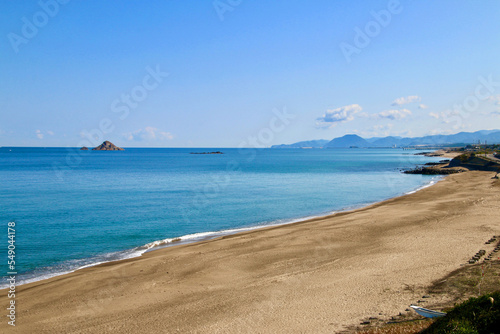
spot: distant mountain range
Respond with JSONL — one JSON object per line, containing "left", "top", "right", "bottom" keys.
{"left": 271, "top": 130, "right": 500, "bottom": 149}
{"left": 271, "top": 139, "right": 331, "bottom": 149}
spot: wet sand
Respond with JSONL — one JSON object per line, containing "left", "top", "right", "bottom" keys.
{"left": 1, "top": 171, "right": 499, "bottom": 333}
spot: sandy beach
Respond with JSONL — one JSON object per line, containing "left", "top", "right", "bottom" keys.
{"left": 2, "top": 171, "right": 499, "bottom": 333}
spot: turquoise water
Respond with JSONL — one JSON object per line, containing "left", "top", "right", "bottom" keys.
{"left": 0, "top": 147, "right": 441, "bottom": 287}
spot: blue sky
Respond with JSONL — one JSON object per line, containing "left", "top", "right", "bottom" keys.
{"left": 1, "top": 0, "right": 500, "bottom": 147}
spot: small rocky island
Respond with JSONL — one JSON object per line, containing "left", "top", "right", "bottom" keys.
{"left": 80, "top": 146, "right": 89, "bottom": 150}
{"left": 92, "top": 141, "right": 124, "bottom": 151}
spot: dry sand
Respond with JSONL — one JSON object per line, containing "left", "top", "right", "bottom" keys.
{"left": 2, "top": 171, "right": 499, "bottom": 333}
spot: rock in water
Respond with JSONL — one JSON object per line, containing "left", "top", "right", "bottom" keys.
{"left": 92, "top": 141, "right": 124, "bottom": 151}
{"left": 80, "top": 147, "right": 89, "bottom": 150}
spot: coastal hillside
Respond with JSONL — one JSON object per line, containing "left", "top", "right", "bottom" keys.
{"left": 272, "top": 129, "right": 500, "bottom": 148}
{"left": 405, "top": 148, "right": 500, "bottom": 175}
{"left": 324, "top": 134, "right": 369, "bottom": 148}
{"left": 271, "top": 139, "right": 329, "bottom": 149}
{"left": 449, "top": 153, "right": 500, "bottom": 172}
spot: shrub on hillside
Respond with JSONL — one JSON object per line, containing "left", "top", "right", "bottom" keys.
{"left": 454, "top": 154, "right": 471, "bottom": 163}
{"left": 421, "top": 291, "right": 500, "bottom": 334}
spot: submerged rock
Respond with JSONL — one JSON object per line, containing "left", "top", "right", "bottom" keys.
{"left": 190, "top": 151, "right": 223, "bottom": 154}
{"left": 403, "top": 167, "right": 464, "bottom": 175}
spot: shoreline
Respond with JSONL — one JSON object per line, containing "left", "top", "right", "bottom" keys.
{"left": 2, "top": 171, "right": 498, "bottom": 332}
{"left": 2, "top": 175, "right": 442, "bottom": 290}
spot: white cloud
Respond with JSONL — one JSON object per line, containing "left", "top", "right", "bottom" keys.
{"left": 354, "top": 124, "right": 417, "bottom": 138}
{"left": 125, "top": 127, "right": 174, "bottom": 141}
{"left": 397, "top": 129, "right": 414, "bottom": 137}
{"left": 453, "top": 123, "right": 467, "bottom": 131}
{"left": 429, "top": 112, "right": 440, "bottom": 119}
{"left": 418, "top": 104, "right": 428, "bottom": 109}
{"left": 391, "top": 95, "right": 421, "bottom": 106}
{"left": 35, "top": 129, "right": 55, "bottom": 139}
{"left": 488, "top": 95, "right": 500, "bottom": 105}
{"left": 427, "top": 128, "right": 453, "bottom": 135}
{"left": 316, "top": 104, "right": 362, "bottom": 128}
{"left": 436, "top": 109, "right": 467, "bottom": 124}
{"left": 362, "top": 124, "right": 394, "bottom": 137}
{"left": 373, "top": 124, "right": 394, "bottom": 132}
{"left": 375, "top": 109, "right": 412, "bottom": 120}
{"left": 488, "top": 96, "right": 500, "bottom": 115}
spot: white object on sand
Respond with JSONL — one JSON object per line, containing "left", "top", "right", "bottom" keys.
{"left": 410, "top": 305, "right": 447, "bottom": 318}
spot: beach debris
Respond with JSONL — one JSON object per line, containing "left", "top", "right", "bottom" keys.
{"left": 482, "top": 236, "right": 500, "bottom": 262}
{"left": 469, "top": 249, "right": 487, "bottom": 264}
{"left": 190, "top": 151, "right": 224, "bottom": 154}
{"left": 485, "top": 236, "right": 497, "bottom": 244}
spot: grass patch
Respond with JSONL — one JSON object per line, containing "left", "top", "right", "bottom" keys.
{"left": 355, "top": 261, "right": 500, "bottom": 333}
{"left": 421, "top": 291, "right": 500, "bottom": 334}
{"left": 356, "top": 320, "right": 432, "bottom": 334}
{"left": 429, "top": 261, "right": 500, "bottom": 302}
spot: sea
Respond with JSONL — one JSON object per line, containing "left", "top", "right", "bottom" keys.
{"left": 0, "top": 147, "right": 443, "bottom": 288}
